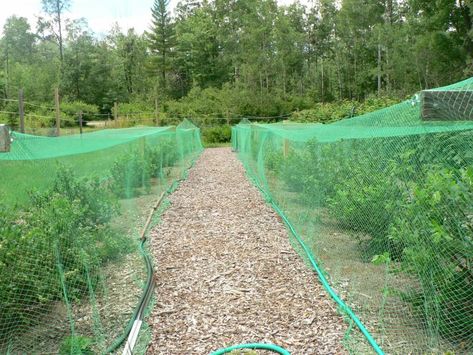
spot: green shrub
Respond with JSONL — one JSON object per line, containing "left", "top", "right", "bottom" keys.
{"left": 110, "top": 151, "right": 151, "bottom": 198}
{"left": 328, "top": 167, "right": 404, "bottom": 258}
{"left": 261, "top": 127, "right": 473, "bottom": 346}
{"left": 59, "top": 335, "right": 94, "bottom": 355}
{"left": 146, "top": 138, "right": 179, "bottom": 177}
{"left": 202, "top": 125, "right": 231, "bottom": 144}
{"left": 0, "top": 165, "right": 124, "bottom": 335}
{"left": 388, "top": 167, "right": 473, "bottom": 344}
{"left": 290, "top": 97, "right": 400, "bottom": 124}
{"left": 118, "top": 101, "right": 153, "bottom": 115}
{"left": 277, "top": 140, "right": 367, "bottom": 207}
{"left": 110, "top": 138, "right": 180, "bottom": 197}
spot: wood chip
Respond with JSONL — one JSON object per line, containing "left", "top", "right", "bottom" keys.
{"left": 147, "top": 148, "right": 347, "bottom": 354}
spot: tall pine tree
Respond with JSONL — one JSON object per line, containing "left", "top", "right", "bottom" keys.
{"left": 146, "top": 0, "right": 175, "bottom": 95}
{"left": 39, "top": 0, "right": 72, "bottom": 65}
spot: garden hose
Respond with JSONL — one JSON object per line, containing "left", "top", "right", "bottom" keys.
{"left": 108, "top": 147, "right": 384, "bottom": 355}
{"left": 210, "top": 343, "right": 290, "bottom": 355}
{"left": 104, "top": 211, "right": 157, "bottom": 355}
{"left": 105, "top": 153, "right": 203, "bottom": 355}
{"left": 243, "top": 162, "right": 385, "bottom": 355}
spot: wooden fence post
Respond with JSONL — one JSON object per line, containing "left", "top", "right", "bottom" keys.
{"left": 155, "top": 97, "right": 159, "bottom": 126}
{"left": 55, "top": 88, "right": 60, "bottom": 136}
{"left": 283, "top": 139, "right": 289, "bottom": 158}
{"left": 0, "top": 124, "right": 11, "bottom": 152}
{"left": 18, "top": 89, "right": 25, "bottom": 133}
{"left": 114, "top": 102, "right": 118, "bottom": 121}
{"left": 79, "top": 111, "right": 83, "bottom": 135}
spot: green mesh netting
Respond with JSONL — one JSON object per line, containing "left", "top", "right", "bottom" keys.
{"left": 0, "top": 121, "right": 202, "bottom": 354}
{"left": 232, "top": 78, "right": 473, "bottom": 354}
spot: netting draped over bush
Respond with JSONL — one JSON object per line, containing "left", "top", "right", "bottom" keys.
{"left": 232, "top": 78, "right": 473, "bottom": 354}
{"left": 0, "top": 122, "right": 202, "bottom": 354}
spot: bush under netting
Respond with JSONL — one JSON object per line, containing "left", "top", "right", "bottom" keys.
{"left": 232, "top": 78, "right": 473, "bottom": 354}
{"left": 0, "top": 122, "right": 202, "bottom": 354}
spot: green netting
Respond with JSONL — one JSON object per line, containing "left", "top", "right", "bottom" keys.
{"left": 232, "top": 78, "right": 473, "bottom": 354}
{"left": 0, "top": 121, "right": 202, "bottom": 354}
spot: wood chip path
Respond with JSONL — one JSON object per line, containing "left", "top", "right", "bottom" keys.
{"left": 147, "top": 148, "right": 347, "bottom": 354}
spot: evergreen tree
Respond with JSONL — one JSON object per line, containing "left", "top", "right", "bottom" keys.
{"left": 146, "top": 0, "right": 175, "bottom": 95}
{"left": 39, "top": 0, "right": 72, "bottom": 64}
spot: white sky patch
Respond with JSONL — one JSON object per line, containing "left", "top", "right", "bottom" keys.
{"left": 0, "top": 0, "right": 311, "bottom": 36}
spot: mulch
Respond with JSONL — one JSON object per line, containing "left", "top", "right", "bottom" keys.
{"left": 146, "top": 148, "right": 347, "bottom": 354}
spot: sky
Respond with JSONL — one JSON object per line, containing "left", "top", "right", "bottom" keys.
{"left": 0, "top": 0, "right": 311, "bottom": 36}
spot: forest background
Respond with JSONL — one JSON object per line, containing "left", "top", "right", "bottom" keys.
{"left": 1, "top": 0, "right": 472, "bottom": 142}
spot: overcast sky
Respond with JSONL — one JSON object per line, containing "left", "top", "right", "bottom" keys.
{"left": 0, "top": 0, "right": 311, "bottom": 36}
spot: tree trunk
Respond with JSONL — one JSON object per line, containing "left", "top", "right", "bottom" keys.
{"left": 57, "top": 0, "right": 64, "bottom": 64}
{"left": 335, "top": 51, "right": 343, "bottom": 99}
{"left": 377, "top": 43, "right": 382, "bottom": 96}
{"left": 282, "top": 66, "right": 286, "bottom": 97}
{"left": 459, "top": 0, "right": 473, "bottom": 57}
{"left": 259, "top": 72, "right": 263, "bottom": 105}
{"left": 321, "top": 57, "right": 325, "bottom": 102}
{"left": 4, "top": 49, "right": 9, "bottom": 98}
{"left": 386, "top": 0, "right": 393, "bottom": 25}
{"left": 353, "top": 48, "right": 357, "bottom": 100}
{"left": 266, "top": 71, "right": 269, "bottom": 92}
{"left": 162, "top": 50, "right": 167, "bottom": 92}
{"left": 384, "top": 0, "right": 393, "bottom": 93}
{"left": 386, "top": 46, "right": 391, "bottom": 93}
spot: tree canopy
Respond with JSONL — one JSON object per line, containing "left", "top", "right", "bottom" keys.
{"left": 1, "top": 0, "right": 472, "bottom": 117}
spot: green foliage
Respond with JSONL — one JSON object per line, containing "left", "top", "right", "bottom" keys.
{"left": 147, "top": 140, "right": 179, "bottom": 176}
{"left": 290, "top": 97, "right": 401, "bottom": 124}
{"left": 328, "top": 167, "right": 403, "bottom": 258}
{"left": 1, "top": 0, "right": 472, "bottom": 123}
{"left": 110, "top": 138, "right": 179, "bottom": 198}
{"left": 146, "top": 0, "right": 175, "bottom": 93}
{"left": 61, "top": 101, "right": 98, "bottom": 121}
{"left": 117, "top": 102, "right": 153, "bottom": 115}
{"left": 0, "top": 100, "right": 18, "bottom": 127}
{"left": 0, "top": 165, "right": 125, "bottom": 336}
{"left": 110, "top": 150, "right": 151, "bottom": 198}
{"left": 59, "top": 335, "right": 94, "bottom": 355}
{"left": 389, "top": 167, "right": 473, "bottom": 343}
{"left": 283, "top": 134, "right": 473, "bottom": 344}
{"left": 164, "top": 85, "right": 310, "bottom": 119}
{"left": 202, "top": 125, "right": 231, "bottom": 144}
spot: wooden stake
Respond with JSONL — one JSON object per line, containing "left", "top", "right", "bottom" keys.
{"left": 114, "top": 101, "right": 118, "bottom": 121}
{"left": 155, "top": 97, "right": 159, "bottom": 126}
{"left": 283, "top": 139, "right": 289, "bottom": 158}
{"left": 55, "top": 88, "right": 60, "bottom": 136}
{"left": 18, "top": 89, "right": 25, "bottom": 133}
{"left": 79, "top": 111, "right": 83, "bottom": 135}
{"left": 0, "top": 124, "right": 11, "bottom": 152}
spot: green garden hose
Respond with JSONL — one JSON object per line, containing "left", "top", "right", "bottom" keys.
{"left": 104, "top": 153, "right": 202, "bottom": 354}
{"left": 210, "top": 343, "right": 290, "bottom": 355}
{"left": 108, "top": 146, "right": 384, "bottom": 355}
{"left": 243, "top": 163, "right": 385, "bottom": 355}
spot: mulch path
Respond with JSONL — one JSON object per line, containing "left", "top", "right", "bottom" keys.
{"left": 147, "top": 148, "right": 347, "bottom": 354}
